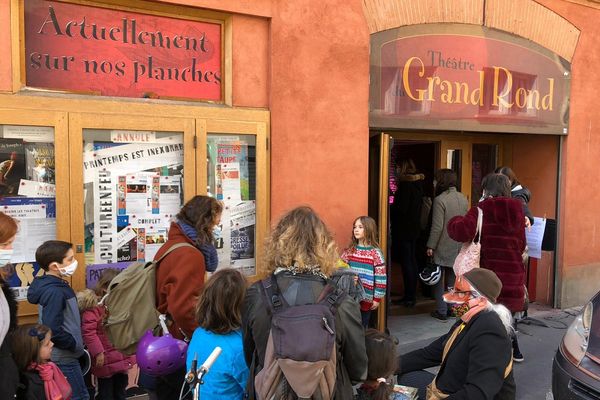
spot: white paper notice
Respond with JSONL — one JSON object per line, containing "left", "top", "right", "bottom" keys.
{"left": 12, "top": 219, "right": 56, "bottom": 263}
{"left": 144, "top": 227, "right": 168, "bottom": 261}
{"left": 525, "top": 217, "right": 547, "bottom": 259}
{"left": 111, "top": 131, "right": 156, "bottom": 143}
{"left": 159, "top": 175, "right": 182, "bottom": 216}
{"left": 1, "top": 204, "right": 46, "bottom": 219}
{"left": 215, "top": 204, "right": 231, "bottom": 270}
{"left": 124, "top": 174, "right": 153, "bottom": 215}
{"left": 18, "top": 179, "right": 56, "bottom": 197}
{"left": 229, "top": 201, "right": 256, "bottom": 276}
{"left": 216, "top": 163, "right": 241, "bottom": 201}
{"left": 94, "top": 170, "right": 118, "bottom": 264}
{"left": 83, "top": 141, "right": 183, "bottom": 184}
{"left": 129, "top": 215, "right": 170, "bottom": 229}
{"left": 117, "top": 226, "right": 137, "bottom": 248}
{"left": 2, "top": 125, "right": 54, "bottom": 143}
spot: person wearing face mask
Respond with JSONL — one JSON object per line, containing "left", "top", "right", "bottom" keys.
{"left": 152, "top": 195, "right": 223, "bottom": 400}
{"left": 27, "top": 240, "right": 89, "bottom": 400}
{"left": 396, "top": 268, "right": 516, "bottom": 399}
{"left": 0, "top": 212, "right": 20, "bottom": 399}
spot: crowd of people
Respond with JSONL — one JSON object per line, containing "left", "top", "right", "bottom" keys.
{"left": 0, "top": 165, "right": 534, "bottom": 400}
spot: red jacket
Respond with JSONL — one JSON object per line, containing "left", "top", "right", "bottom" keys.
{"left": 154, "top": 222, "right": 206, "bottom": 340}
{"left": 81, "top": 306, "right": 135, "bottom": 378}
{"left": 448, "top": 197, "right": 526, "bottom": 312}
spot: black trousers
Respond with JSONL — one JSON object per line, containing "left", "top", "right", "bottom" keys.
{"left": 98, "top": 372, "right": 129, "bottom": 400}
{"left": 156, "top": 366, "right": 191, "bottom": 400}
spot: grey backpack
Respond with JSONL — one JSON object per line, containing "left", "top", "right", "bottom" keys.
{"left": 255, "top": 274, "right": 345, "bottom": 400}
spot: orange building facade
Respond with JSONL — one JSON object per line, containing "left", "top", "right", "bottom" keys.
{"left": 0, "top": 0, "right": 598, "bottom": 324}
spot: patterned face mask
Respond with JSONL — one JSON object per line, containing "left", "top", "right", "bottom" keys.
{"left": 449, "top": 302, "right": 471, "bottom": 318}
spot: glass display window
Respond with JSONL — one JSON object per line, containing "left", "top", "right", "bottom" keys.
{"left": 0, "top": 124, "right": 56, "bottom": 301}
{"left": 207, "top": 134, "right": 257, "bottom": 276}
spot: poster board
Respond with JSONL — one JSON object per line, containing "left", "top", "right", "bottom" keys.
{"left": 84, "top": 130, "right": 184, "bottom": 271}
{"left": 0, "top": 128, "right": 57, "bottom": 301}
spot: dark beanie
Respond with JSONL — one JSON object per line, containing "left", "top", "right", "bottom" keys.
{"left": 463, "top": 268, "right": 502, "bottom": 303}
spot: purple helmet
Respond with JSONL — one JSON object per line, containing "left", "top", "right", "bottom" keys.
{"left": 136, "top": 330, "right": 188, "bottom": 376}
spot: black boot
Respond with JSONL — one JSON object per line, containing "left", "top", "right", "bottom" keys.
{"left": 512, "top": 335, "right": 524, "bottom": 362}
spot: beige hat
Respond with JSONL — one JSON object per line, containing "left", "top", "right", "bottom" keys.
{"left": 463, "top": 268, "right": 502, "bottom": 303}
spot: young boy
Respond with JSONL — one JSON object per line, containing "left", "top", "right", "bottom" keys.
{"left": 27, "top": 240, "right": 90, "bottom": 400}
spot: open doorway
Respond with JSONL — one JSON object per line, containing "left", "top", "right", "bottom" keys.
{"left": 369, "top": 131, "right": 560, "bottom": 330}
{"left": 387, "top": 140, "right": 437, "bottom": 316}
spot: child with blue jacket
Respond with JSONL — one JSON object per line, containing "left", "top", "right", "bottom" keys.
{"left": 27, "top": 240, "right": 89, "bottom": 400}
{"left": 186, "top": 268, "right": 249, "bottom": 400}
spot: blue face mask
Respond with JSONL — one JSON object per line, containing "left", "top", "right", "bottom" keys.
{"left": 0, "top": 249, "right": 13, "bottom": 266}
{"left": 212, "top": 225, "right": 222, "bottom": 240}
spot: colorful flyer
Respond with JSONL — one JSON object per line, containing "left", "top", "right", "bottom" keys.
{"left": 24, "top": 142, "right": 55, "bottom": 183}
{"left": 137, "top": 228, "right": 146, "bottom": 261}
{"left": 151, "top": 176, "right": 160, "bottom": 214}
{"left": 0, "top": 138, "right": 26, "bottom": 196}
{"left": 117, "top": 176, "right": 127, "bottom": 215}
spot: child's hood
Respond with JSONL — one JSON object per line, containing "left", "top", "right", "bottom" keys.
{"left": 27, "top": 274, "right": 70, "bottom": 305}
{"left": 76, "top": 289, "right": 99, "bottom": 312}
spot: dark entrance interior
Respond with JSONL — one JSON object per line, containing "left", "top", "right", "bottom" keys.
{"left": 388, "top": 141, "right": 437, "bottom": 315}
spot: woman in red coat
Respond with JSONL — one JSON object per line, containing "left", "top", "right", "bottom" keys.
{"left": 153, "top": 195, "right": 223, "bottom": 399}
{"left": 448, "top": 173, "right": 526, "bottom": 362}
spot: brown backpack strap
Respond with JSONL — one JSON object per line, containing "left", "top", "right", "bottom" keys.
{"left": 154, "top": 242, "right": 196, "bottom": 264}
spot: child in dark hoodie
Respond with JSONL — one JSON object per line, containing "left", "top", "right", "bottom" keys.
{"left": 27, "top": 240, "right": 89, "bottom": 400}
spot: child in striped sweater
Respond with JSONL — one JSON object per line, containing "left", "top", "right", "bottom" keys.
{"left": 341, "top": 216, "right": 387, "bottom": 328}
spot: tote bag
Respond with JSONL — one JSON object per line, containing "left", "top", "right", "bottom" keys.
{"left": 453, "top": 207, "right": 483, "bottom": 277}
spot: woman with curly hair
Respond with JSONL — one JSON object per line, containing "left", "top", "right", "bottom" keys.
{"left": 242, "top": 206, "right": 368, "bottom": 399}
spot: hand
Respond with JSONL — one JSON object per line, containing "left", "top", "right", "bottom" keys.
{"left": 370, "top": 302, "right": 380, "bottom": 310}
{"left": 525, "top": 216, "right": 531, "bottom": 231}
{"left": 96, "top": 353, "right": 105, "bottom": 367}
{"left": 426, "top": 248, "right": 433, "bottom": 257}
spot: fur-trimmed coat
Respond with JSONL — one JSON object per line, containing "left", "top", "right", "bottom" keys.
{"left": 77, "top": 289, "right": 135, "bottom": 378}
{"left": 448, "top": 198, "right": 526, "bottom": 312}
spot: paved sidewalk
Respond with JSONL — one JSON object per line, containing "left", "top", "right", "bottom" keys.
{"left": 388, "top": 302, "right": 580, "bottom": 399}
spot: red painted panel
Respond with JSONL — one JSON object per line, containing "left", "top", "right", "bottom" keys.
{"left": 372, "top": 31, "right": 570, "bottom": 134}
{"left": 24, "top": 0, "right": 222, "bottom": 101}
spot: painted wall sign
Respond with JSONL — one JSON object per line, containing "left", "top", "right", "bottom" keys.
{"left": 24, "top": 0, "right": 222, "bottom": 101}
{"left": 370, "top": 26, "right": 571, "bottom": 134}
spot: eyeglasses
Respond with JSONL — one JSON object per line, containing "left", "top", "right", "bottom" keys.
{"left": 28, "top": 328, "right": 46, "bottom": 342}
{"left": 446, "top": 288, "right": 482, "bottom": 300}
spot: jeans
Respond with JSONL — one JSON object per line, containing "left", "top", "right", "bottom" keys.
{"left": 57, "top": 360, "right": 90, "bottom": 400}
{"left": 397, "top": 370, "right": 435, "bottom": 400}
{"left": 361, "top": 310, "right": 372, "bottom": 328}
{"left": 433, "top": 266, "right": 455, "bottom": 315}
{"left": 399, "top": 239, "right": 418, "bottom": 301}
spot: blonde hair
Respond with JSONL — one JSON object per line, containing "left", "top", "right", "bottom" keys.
{"left": 77, "top": 289, "right": 98, "bottom": 312}
{"left": 264, "top": 206, "right": 338, "bottom": 276}
{"left": 349, "top": 216, "right": 380, "bottom": 249}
